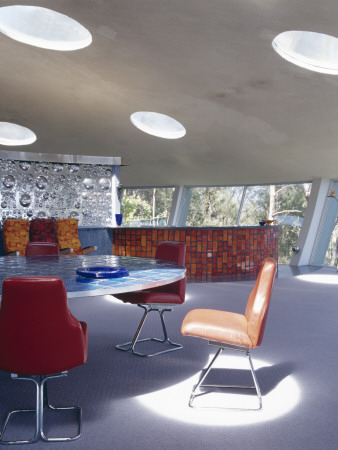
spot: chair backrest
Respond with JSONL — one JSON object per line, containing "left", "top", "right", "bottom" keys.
{"left": 55, "top": 218, "right": 82, "bottom": 255}
{"left": 155, "top": 241, "right": 186, "bottom": 301}
{"left": 26, "top": 242, "right": 60, "bottom": 256}
{"left": 3, "top": 219, "right": 29, "bottom": 256}
{"left": 0, "top": 276, "right": 87, "bottom": 375}
{"left": 245, "top": 257, "right": 277, "bottom": 348}
{"left": 29, "top": 218, "right": 56, "bottom": 243}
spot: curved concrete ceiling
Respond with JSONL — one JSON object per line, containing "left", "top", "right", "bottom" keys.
{"left": 1, "top": 0, "right": 338, "bottom": 187}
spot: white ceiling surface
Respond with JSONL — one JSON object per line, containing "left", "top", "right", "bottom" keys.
{"left": 1, "top": 0, "right": 338, "bottom": 187}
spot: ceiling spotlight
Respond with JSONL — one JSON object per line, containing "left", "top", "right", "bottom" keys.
{"left": 0, "top": 5, "right": 92, "bottom": 51}
{"left": 272, "top": 31, "right": 338, "bottom": 74}
{"left": 0, "top": 122, "right": 36, "bottom": 146}
{"left": 130, "top": 112, "right": 186, "bottom": 139}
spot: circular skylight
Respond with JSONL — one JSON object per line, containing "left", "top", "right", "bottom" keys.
{"left": 0, "top": 122, "right": 36, "bottom": 146}
{"left": 0, "top": 6, "right": 92, "bottom": 51}
{"left": 130, "top": 112, "right": 186, "bottom": 139}
{"left": 272, "top": 31, "right": 338, "bottom": 74}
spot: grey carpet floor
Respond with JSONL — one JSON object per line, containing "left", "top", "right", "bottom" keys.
{"left": 0, "top": 266, "right": 337, "bottom": 449}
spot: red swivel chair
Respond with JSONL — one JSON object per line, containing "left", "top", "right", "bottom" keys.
{"left": 114, "top": 241, "right": 186, "bottom": 357}
{"left": 0, "top": 277, "right": 88, "bottom": 444}
{"left": 29, "top": 218, "right": 72, "bottom": 255}
{"left": 25, "top": 242, "right": 60, "bottom": 256}
{"left": 181, "top": 258, "right": 277, "bottom": 410}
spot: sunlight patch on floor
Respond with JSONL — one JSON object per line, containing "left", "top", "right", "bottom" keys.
{"left": 296, "top": 273, "right": 338, "bottom": 285}
{"left": 135, "top": 354, "right": 300, "bottom": 426}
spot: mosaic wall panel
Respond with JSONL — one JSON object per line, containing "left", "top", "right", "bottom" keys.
{"left": 113, "top": 226, "right": 279, "bottom": 280}
{"left": 0, "top": 159, "right": 116, "bottom": 226}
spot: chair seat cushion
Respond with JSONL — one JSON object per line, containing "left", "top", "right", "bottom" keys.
{"left": 115, "top": 290, "right": 184, "bottom": 305}
{"left": 181, "top": 308, "right": 253, "bottom": 348}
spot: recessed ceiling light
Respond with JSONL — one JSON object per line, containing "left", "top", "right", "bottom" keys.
{"left": 0, "top": 122, "right": 36, "bottom": 146}
{"left": 272, "top": 31, "right": 338, "bottom": 74}
{"left": 0, "top": 5, "right": 92, "bottom": 51}
{"left": 130, "top": 112, "right": 186, "bottom": 139}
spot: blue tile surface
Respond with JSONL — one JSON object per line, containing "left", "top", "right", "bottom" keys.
{"left": 0, "top": 255, "right": 186, "bottom": 298}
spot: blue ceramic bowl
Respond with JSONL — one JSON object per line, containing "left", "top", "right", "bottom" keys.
{"left": 259, "top": 221, "right": 266, "bottom": 226}
{"left": 76, "top": 266, "right": 129, "bottom": 279}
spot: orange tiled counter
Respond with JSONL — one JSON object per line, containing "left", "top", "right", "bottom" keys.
{"left": 113, "top": 226, "right": 278, "bottom": 280}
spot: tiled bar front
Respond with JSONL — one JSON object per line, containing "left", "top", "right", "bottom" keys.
{"left": 113, "top": 226, "right": 278, "bottom": 280}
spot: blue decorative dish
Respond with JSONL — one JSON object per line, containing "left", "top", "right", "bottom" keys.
{"left": 76, "top": 266, "right": 129, "bottom": 279}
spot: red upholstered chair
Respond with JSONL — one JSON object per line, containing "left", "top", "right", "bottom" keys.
{"left": 2, "top": 219, "right": 29, "bottom": 256}
{"left": 114, "top": 241, "right": 186, "bottom": 357}
{"left": 181, "top": 257, "right": 277, "bottom": 410}
{"left": 0, "top": 277, "right": 88, "bottom": 444}
{"left": 55, "top": 218, "right": 97, "bottom": 255}
{"left": 25, "top": 242, "right": 60, "bottom": 256}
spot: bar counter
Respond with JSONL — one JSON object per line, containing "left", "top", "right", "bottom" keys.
{"left": 113, "top": 226, "right": 278, "bottom": 280}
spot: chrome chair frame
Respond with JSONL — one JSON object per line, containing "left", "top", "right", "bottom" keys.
{"left": 0, "top": 372, "right": 82, "bottom": 445}
{"left": 189, "top": 340, "right": 262, "bottom": 411}
{"left": 116, "top": 303, "right": 183, "bottom": 357}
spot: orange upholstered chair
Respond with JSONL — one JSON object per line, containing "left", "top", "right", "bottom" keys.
{"left": 55, "top": 218, "right": 97, "bottom": 255}
{"left": 2, "top": 219, "right": 29, "bottom": 256}
{"left": 181, "top": 257, "right": 277, "bottom": 410}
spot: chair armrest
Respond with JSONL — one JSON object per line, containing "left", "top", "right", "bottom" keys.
{"left": 82, "top": 246, "right": 97, "bottom": 255}
{"left": 60, "top": 248, "right": 73, "bottom": 255}
{"left": 5, "top": 251, "right": 20, "bottom": 256}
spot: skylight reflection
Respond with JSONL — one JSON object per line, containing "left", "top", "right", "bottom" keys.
{"left": 0, "top": 6, "right": 92, "bottom": 51}
{"left": 272, "top": 31, "right": 338, "bottom": 74}
{"left": 0, "top": 122, "right": 36, "bottom": 146}
{"left": 130, "top": 112, "right": 186, "bottom": 139}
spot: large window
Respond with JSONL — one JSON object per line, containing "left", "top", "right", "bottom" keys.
{"left": 187, "top": 183, "right": 311, "bottom": 264}
{"left": 122, "top": 187, "right": 174, "bottom": 227}
{"left": 121, "top": 183, "right": 311, "bottom": 264}
{"left": 186, "top": 186, "right": 244, "bottom": 226}
{"left": 324, "top": 222, "right": 338, "bottom": 266}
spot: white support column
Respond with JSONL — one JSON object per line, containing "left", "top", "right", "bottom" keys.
{"left": 112, "top": 165, "right": 121, "bottom": 226}
{"left": 167, "top": 186, "right": 192, "bottom": 227}
{"left": 290, "top": 178, "right": 331, "bottom": 266}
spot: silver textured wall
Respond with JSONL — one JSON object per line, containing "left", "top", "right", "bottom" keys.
{"left": 0, "top": 158, "right": 118, "bottom": 226}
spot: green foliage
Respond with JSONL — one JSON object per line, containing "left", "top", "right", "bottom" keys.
{"left": 122, "top": 193, "right": 151, "bottom": 222}
{"left": 187, "top": 187, "right": 244, "bottom": 226}
{"left": 122, "top": 188, "right": 174, "bottom": 225}
{"left": 239, "top": 186, "right": 270, "bottom": 225}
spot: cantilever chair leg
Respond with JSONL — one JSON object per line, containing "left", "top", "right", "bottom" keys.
{"left": 116, "top": 304, "right": 183, "bottom": 357}
{"left": 189, "top": 341, "right": 262, "bottom": 411}
{"left": 0, "top": 372, "right": 82, "bottom": 444}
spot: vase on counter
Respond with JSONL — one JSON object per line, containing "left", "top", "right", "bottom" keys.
{"left": 115, "top": 214, "right": 123, "bottom": 226}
